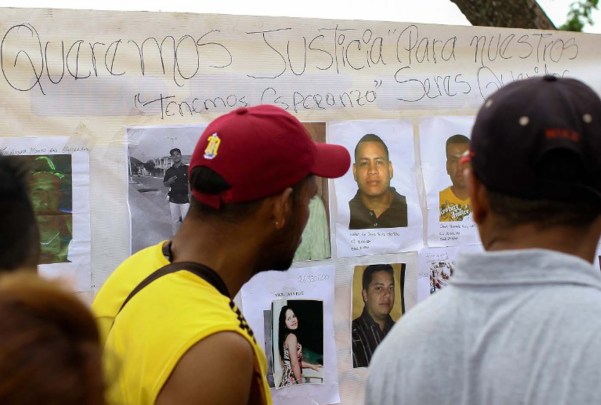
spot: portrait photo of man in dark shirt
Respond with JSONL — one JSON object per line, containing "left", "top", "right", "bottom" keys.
{"left": 348, "top": 134, "right": 407, "bottom": 229}
{"left": 439, "top": 134, "right": 471, "bottom": 222}
{"left": 352, "top": 263, "right": 401, "bottom": 368}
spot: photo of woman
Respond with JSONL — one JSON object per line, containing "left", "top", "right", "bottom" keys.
{"left": 275, "top": 302, "right": 323, "bottom": 388}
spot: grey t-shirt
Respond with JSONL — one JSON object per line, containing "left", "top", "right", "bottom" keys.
{"left": 366, "top": 249, "right": 601, "bottom": 405}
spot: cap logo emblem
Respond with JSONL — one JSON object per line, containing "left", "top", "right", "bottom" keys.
{"left": 204, "top": 133, "right": 221, "bottom": 159}
{"left": 545, "top": 128, "right": 580, "bottom": 143}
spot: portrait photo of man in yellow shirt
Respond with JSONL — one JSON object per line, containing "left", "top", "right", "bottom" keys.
{"left": 439, "top": 134, "right": 471, "bottom": 222}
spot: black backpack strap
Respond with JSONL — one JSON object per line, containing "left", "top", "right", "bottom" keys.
{"left": 118, "top": 261, "right": 230, "bottom": 313}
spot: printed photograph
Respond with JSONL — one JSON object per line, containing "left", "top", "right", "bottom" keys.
{"left": 15, "top": 154, "right": 73, "bottom": 264}
{"left": 429, "top": 259, "right": 455, "bottom": 293}
{"left": 439, "top": 134, "right": 471, "bottom": 222}
{"left": 272, "top": 299, "right": 324, "bottom": 388}
{"left": 294, "top": 122, "right": 332, "bottom": 262}
{"left": 351, "top": 263, "right": 406, "bottom": 368}
{"left": 348, "top": 134, "right": 408, "bottom": 230}
{"left": 127, "top": 125, "right": 205, "bottom": 253}
{"left": 263, "top": 310, "right": 276, "bottom": 388}
{"left": 329, "top": 119, "right": 422, "bottom": 258}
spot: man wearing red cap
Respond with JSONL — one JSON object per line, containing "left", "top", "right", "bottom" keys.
{"left": 367, "top": 76, "right": 601, "bottom": 405}
{"left": 93, "top": 105, "right": 350, "bottom": 405}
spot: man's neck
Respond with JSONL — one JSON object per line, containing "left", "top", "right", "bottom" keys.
{"left": 367, "top": 311, "right": 388, "bottom": 332}
{"left": 481, "top": 220, "right": 601, "bottom": 264}
{"left": 169, "top": 219, "right": 266, "bottom": 297}
{"left": 450, "top": 185, "right": 469, "bottom": 200}
{"left": 173, "top": 162, "right": 182, "bottom": 168}
{"left": 359, "top": 190, "right": 393, "bottom": 218}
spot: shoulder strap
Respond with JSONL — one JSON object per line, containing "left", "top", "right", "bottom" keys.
{"left": 118, "top": 261, "right": 230, "bottom": 313}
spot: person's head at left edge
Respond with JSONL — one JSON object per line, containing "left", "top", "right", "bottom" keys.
{"left": 0, "top": 155, "right": 40, "bottom": 273}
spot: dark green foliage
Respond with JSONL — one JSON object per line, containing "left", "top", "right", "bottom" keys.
{"left": 560, "top": 0, "right": 599, "bottom": 31}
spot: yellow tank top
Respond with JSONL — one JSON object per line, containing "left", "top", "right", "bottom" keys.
{"left": 92, "top": 242, "right": 271, "bottom": 404}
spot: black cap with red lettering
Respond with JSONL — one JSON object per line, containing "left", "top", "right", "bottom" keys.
{"left": 470, "top": 75, "right": 601, "bottom": 204}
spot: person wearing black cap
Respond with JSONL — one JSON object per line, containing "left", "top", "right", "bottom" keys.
{"left": 163, "top": 147, "right": 189, "bottom": 235}
{"left": 366, "top": 75, "right": 601, "bottom": 405}
{"left": 93, "top": 105, "right": 350, "bottom": 405}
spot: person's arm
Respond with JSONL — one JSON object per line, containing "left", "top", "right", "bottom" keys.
{"left": 163, "top": 168, "right": 176, "bottom": 187}
{"left": 301, "top": 360, "right": 322, "bottom": 371}
{"left": 285, "top": 333, "right": 303, "bottom": 384}
{"left": 297, "top": 341, "right": 322, "bottom": 371}
{"left": 156, "top": 331, "right": 254, "bottom": 405}
{"left": 163, "top": 176, "right": 177, "bottom": 187}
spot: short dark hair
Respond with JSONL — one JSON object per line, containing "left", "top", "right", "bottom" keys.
{"left": 445, "top": 134, "right": 470, "bottom": 158}
{"left": 169, "top": 148, "right": 181, "bottom": 156}
{"left": 362, "top": 264, "right": 394, "bottom": 291}
{"left": 354, "top": 134, "right": 389, "bottom": 161}
{"left": 488, "top": 190, "right": 599, "bottom": 229}
{"left": 0, "top": 273, "right": 104, "bottom": 404}
{"left": 0, "top": 156, "right": 40, "bottom": 272}
{"left": 188, "top": 166, "right": 310, "bottom": 222}
{"left": 484, "top": 147, "right": 601, "bottom": 229}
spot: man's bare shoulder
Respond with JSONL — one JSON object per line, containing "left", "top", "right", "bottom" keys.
{"left": 156, "top": 331, "right": 254, "bottom": 405}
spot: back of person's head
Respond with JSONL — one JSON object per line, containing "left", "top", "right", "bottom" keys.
{"left": 354, "top": 133, "right": 389, "bottom": 161}
{"left": 186, "top": 105, "right": 350, "bottom": 218}
{"left": 0, "top": 155, "right": 40, "bottom": 272}
{"left": 470, "top": 75, "right": 601, "bottom": 229}
{"left": 445, "top": 134, "right": 470, "bottom": 157}
{"left": 0, "top": 273, "right": 105, "bottom": 404}
{"left": 362, "top": 264, "right": 394, "bottom": 291}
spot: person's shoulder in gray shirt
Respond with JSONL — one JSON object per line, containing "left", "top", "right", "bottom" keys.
{"left": 366, "top": 75, "right": 601, "bottom": 405}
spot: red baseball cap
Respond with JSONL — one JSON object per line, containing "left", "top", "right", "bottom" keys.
{"left": 189, "top": 105, "right": 351, "bottom": 208}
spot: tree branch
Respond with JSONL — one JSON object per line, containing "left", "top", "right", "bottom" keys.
{"left": 450, "top": 0, "right": 556, "bottom": 29}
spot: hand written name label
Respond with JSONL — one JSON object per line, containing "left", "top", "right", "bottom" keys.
{"left": 349, "top": 230, "right": 401, "bottom": 251}
{"left": 274, "top": 291, "right": 305, "bottom": 298}
{"left": 297, "top": 274, "right": 330, "bottom": 284}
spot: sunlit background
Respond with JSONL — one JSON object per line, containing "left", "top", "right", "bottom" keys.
{"left": 0, "top": 0, "right": 599, "bottom": 33}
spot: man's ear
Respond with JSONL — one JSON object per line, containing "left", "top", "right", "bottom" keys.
{"left": 388, "top": 161, "right": 393, "bottom": 179}
{"left": 271, "top": 187, "right": 293, "bottom": 230}
{"left": 466, "top": 168, "right": 489, "bottom": 225}
{"left": 362, "top": 288, "right": 368, "bottom": 304}
{"left": 352, "top": 163, "right": 358, "bottom": 181}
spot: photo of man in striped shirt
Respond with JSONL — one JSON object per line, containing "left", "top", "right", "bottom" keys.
{"left": 351, "top": 264, "right": 396, "bottom": 368}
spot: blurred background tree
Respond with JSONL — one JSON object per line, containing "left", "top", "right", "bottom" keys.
{"left": 560, "top": 0, "right": 599, "bottom": 31}
{"left": 451, "top": 0, "right": 598, "bottom": 31}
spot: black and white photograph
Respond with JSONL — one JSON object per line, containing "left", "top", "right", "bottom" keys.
{"left": 127, "top": 124, "right": 206, "bottom": 253}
